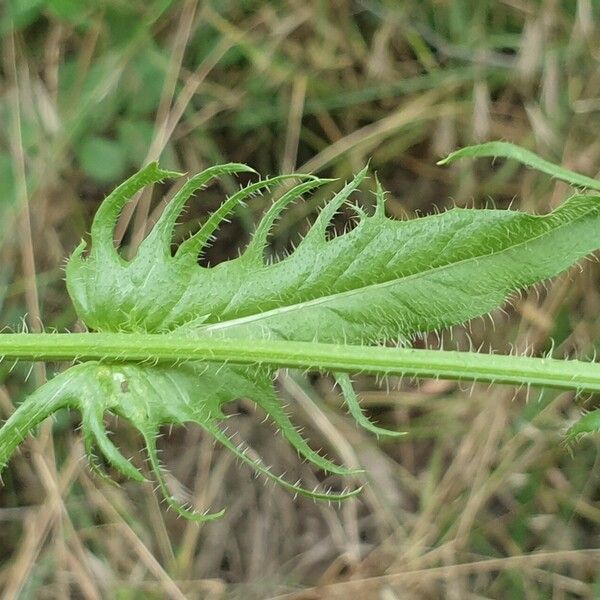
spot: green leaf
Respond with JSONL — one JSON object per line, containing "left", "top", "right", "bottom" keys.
{"left": 565, "top": 409, "right": 600, "bottom": 446}
{"left": 76, "top": 136, "right": 129, "bottom": 183}
{"left": 126, "top": 52, "right": 168, "bottom": 116}
{"left": 117, "top": 119, "right": 155, "bottom": 167}
{"left": 45, "top": 0, "right": 92, "bottom": 24}
{"left": 67, "top": 164, "right": 600, "bottom": 346}
{"left": 2, "top": 141, "right": 600, "bottom": 520}
{"left": 438, "top": 141, "right": 600, "bottom": 191}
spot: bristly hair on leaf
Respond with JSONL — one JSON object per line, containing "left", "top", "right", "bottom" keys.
{"left": 1, "top": 142, "right": 600, "bottom": 520}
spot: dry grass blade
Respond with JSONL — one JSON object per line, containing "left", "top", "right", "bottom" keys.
{"left": 1, "top": 2, "right": 600, "bottom": 599}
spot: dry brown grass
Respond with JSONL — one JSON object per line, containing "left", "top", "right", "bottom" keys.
{"left": 1, "top": 1, "right": 600, "bottom": 598}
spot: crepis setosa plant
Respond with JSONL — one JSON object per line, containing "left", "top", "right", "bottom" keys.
{"left": 1, "top": 142, "right": 600, "bottom": 520}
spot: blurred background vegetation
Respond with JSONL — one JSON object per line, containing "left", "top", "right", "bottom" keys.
{"left": 1, "top": 0, "right": 600, "bottom": 598}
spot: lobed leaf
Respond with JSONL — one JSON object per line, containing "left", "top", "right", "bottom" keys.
{"left": 2, "top": 142, "right": 600, "bottom": 519}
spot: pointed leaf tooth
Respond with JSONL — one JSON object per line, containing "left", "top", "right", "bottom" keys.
{"left": 252, "top": 384, "right": 361, "bottom": 475}
{"left": 347, "top": 203, "right": 368, "bottom": 221}
{"left": 565, "top": 409, "right": 600, "bottom": 445}
{"left": 243, "top": 176, "right": 332, "bottom": 264}
{"left": 336, "top": 373, "right": 404, "bottom": 437}
{"left": 142, "top": 163, "right": 256, "bottom": 255}
{"left": 83, "top": 404, "right": 147, "bottom": 482}
{"left": 374, "top": 176, "right": 387, "bottom": 218}
{"left": 0, "top": 372, "right": 78, "bottom": 472}
{"left": 90, "top": 162, "right": 181, "bottom": 257}
{"left": 142, "top": 430, "right": 225, "bottom": 521}
{"left": 201, "top": 418, "right": 362, "bottom": 501}
{"left": 301, "top": 166, "right": 369, "bottom": 245}
{"left": 82, "top": 424, "right": 114, "bottom": 483}
{"left": 176, "top": 174, "right": 305, "bottom": 260}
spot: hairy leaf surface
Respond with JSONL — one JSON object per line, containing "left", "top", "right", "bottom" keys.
{"left": 2, "top": 143, "right": 600, "bottom": 519}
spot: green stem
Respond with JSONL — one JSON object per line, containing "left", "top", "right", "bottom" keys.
{"left": 0, "top": 333, "right": 598, "bottom": 393}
